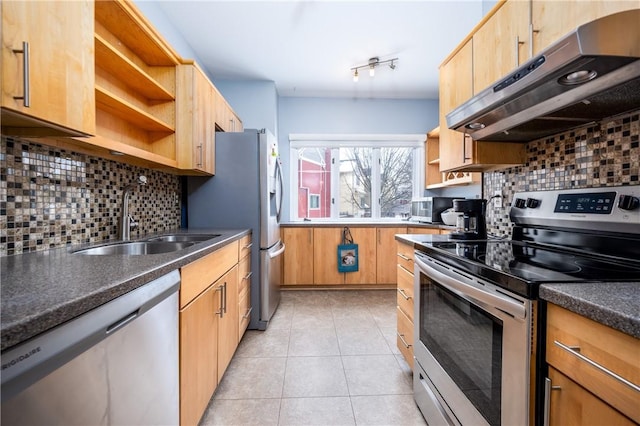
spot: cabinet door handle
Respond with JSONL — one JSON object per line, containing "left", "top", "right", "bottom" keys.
{"left": 223, "top": 282, "right": 227, "bottom": 314}
{"left": 553, "top": 340, "right": 640, "bottom": 392}
{"left": 462, "top": 133, "right": 472, "bottom": 163}
{"left": 242, "top": 307, "right": 253, "bottom": 320}
{"left": 397, "top": 288, "right": 411, "bottom": 300}
{"left": 543, "top": 377, "right": 562, "bottom": 426}
{"left": 515, "top": 35, "right": 525, "bottom": 67}
{"left": 397, "top": 333, "right": 412, "bottom": 349}
{"left": 197, "top": 144, "right": 203, "bottom": 167}
{"left": 529, "top": 24, "right": 539, "bottom": 58}
{"left": 215, "top": 286, "right": 224, "bottom": 317}
{"left": 13, "top": 41, "right": 30, "bottom": 107}
{"left": 397, "top": 253, "right": 410, "bottom": 261}
{"left": 243, "top": 271, "right": 253, "bottom": 281}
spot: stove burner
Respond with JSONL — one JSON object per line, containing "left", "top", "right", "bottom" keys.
{"left": 574, "top": 259, "right": 640, "bottom": 272}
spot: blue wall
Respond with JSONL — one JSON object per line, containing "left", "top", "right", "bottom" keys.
{"left": 214, "top": 80, "right": 279, "bottom": 138}
{"left": 278, "top": 97, "right": 439, "bottom": 220}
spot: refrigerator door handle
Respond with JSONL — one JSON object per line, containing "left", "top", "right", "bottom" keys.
{"left": 269, "top": 242, "right": 286, "bottom": 259}
{"left": 275, "top": 158, "right": 283, "bottom": 222}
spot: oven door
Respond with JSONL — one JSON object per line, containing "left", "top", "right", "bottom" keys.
{"left": 413, "top": 252, "right": 532, "bottom": 426}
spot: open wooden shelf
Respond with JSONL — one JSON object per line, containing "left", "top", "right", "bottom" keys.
{"left": 96, "top": 86, "right": 174, "bottom": 132}
{"left": 95, "top": 34, "right": 175, "bottom": 101}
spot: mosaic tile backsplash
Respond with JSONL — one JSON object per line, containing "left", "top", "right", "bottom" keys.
{"left": 484, "top": 110, "right": 640, "bottom": 238}
{"left": 0, "top": 137, "right": 182, "bottom": 256}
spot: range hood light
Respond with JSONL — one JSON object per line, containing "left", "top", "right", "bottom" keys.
{"left": 465, "top": 122, "right": 486, "bottom": 130}
{"left": 558, "top": 70, "right": 598, "bottom": 85}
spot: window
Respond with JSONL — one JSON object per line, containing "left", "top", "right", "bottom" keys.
{"left": 290, "top": 134, "right": 424, "bottom": 220}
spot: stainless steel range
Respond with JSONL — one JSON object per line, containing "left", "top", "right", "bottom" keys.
{"left": 411, "top": 186, "right": 640, "bottom": 426}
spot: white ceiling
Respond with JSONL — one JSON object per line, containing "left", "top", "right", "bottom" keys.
{"left": 152, "top": 1, "right": 485, "bottom": 100}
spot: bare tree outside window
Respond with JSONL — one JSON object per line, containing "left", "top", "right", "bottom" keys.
{"left": 341, "top": 147, "right": 413, "bottom": 218}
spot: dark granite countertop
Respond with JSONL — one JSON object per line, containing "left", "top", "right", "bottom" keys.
{"left": 1, "top": 228, "right": 250, "bottom": 352}
{"left": 540, "top": 283, "right": 640, "bottom": 339}
{"left": 282, "top": 221, "right": 455, "bottom": 230}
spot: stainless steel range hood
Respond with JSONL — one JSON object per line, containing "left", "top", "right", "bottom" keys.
{"left": 446, "top": 9, "right": 640, "bottom": 142}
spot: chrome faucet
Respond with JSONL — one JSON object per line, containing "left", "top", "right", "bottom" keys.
{"left": 118, "top": 175, "right": 147, "bottom": 240}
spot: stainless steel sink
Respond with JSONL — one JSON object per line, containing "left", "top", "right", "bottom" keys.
{"left": 73, "top": 241, "right": 196, "bottom": 255}
{"left": 144, "top": 234, "right": 221, "bottom": 243}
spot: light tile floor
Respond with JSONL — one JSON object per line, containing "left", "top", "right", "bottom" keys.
{"left": 200, "top": 289, "right": 428, "bottom": 426}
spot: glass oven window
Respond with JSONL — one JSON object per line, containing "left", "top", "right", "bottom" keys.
{"left": 420, "top": 272, "right": 503, "bottom": 426}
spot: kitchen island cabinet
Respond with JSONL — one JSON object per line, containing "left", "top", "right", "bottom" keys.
{"left": 1, "top": 0, "right": 95, "bottom": 137}
{"left": 545, "top": 303, "right": 639, "bottom": 425}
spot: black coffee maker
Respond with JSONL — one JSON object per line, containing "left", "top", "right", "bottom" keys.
{"left": 450, "top": 199, "right": 487, "bottom": 240}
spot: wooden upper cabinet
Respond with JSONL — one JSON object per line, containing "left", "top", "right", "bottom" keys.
{"left": 1, "top": 0, "right": 95, "bottom": 137}
{"left": 472, "top": 0, "right": 529, "bottom": 93}
{"left": 439, "top": 40, "right": 474, "bottom": 172}
{"left": 176, "top": 63, "right": 215, "bottom": 175}
{"left": 214, "top": 86, "right": 243, "bottom": 132}
{"left": 530, "top": 1, "right": 638, "bottom": 57}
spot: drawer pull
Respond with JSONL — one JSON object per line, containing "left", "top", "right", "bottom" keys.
{"left": 554, "top": 340, "right": 640, "bottom": 392}
{"left": 397, "top": 288, "right": 411, "bottom": 300}
{"left": 242, "top": 307, "right": 253, "bottom": 320}
{"left": 397, "top": 333, "right": 412, "bottom": 349}
{"left": 243, "top": 243, "right": 253, "bottom": 250}
{"left": 242, "top": 271, "right": 253, "bottom": 281}
{"left": 397, "top": 253, "right": 410, "bottom": 261}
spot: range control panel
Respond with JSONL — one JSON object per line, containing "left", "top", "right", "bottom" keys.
{"left": 509, "top": 186, "right": 640, "bottom": 233}
{"left": 553, "top": 191, "right": 617, "bottom": 214}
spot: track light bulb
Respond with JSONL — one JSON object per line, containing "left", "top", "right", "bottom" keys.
{"left": 353, "top": 69, "right": 359, "bottom": 82}
{"left": 369, "top": 66, "right": 375, "bottom": 77}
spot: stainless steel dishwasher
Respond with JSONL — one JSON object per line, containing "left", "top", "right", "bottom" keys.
{"left": 1, "top": 270, "right": 180, "bottom": 425}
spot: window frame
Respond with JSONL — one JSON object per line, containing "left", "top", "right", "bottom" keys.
{"left": 289, "top": 134, "right": 425, "bottom": 221}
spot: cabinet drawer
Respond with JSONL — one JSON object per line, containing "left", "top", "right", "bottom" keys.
{"left": 396, "top": 241, "right": 414, "bottom": 273}
{"left": 238, "top": 288, "right": 251, "bottom": 340}
{"left": 180, "top": 241, "right": 239, "bottom": 308}
{"left": 396, "top": 265, "right": 414, "bottom": 321}
{"left": 546, "top": 303, "right": 640, "bottom": 423}
{"left": 397, "top": 307, "right": 414, "bottom": 369}
{"left": 547, "top": 367, "right": 635, "bottom": 426}
{"left": 238, "top": 255, "right": 251, "bottom": 295}
{"left": 238, "top": 234, "right": 252, "bottom": 261}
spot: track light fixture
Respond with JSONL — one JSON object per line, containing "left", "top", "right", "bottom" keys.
{"left": 351, "top": 56, "right": 398, "bottom": 82}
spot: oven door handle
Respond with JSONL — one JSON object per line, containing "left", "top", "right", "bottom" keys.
{"left": 415, "top": 254, "right": 526, "bottom": 319}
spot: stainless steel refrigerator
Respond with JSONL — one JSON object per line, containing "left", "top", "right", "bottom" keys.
{"left": 187, "top": 129, "right": 284, "bottom": 330}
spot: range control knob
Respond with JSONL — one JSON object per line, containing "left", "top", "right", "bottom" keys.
{"left": 514, "top": 198, "right": 527, "bottom": 208}
{"left": 526, "top": 198, "right": 540, "bottom": 208}
{"left": 618, "top": 195, "right": 640, "bottom": 210}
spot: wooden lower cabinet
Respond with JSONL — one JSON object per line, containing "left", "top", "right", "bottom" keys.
{"left": 178, "top": 239, "right": 244, "bottom": 426}
{"left": 546, "top": 303, "right": 640, "bottom": 424}
{"left": 377, "top": 227, "right": 407, "bottom": 284}
{"left": 282, "top": 227, "right": 314, "bottom": 285}
{"left": 216, "top": 265, "right": 239, "bottom": 383}
{"left": 238, "top": 234, "right": 252, "bottom": 340}
{"left": 547, "top": 367, "right": 635, "bottom": 426}
{"left": 396, "top": 240, "right": 415, "bottom": 367}
{"left": 179, "top": 281, "right": 218, "bottom": 426}
{"left": 313, "top": 227, "right": 344, "bottom": 285}
{"left": 344, "top": 227, "right": 376, "bottom": 285}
